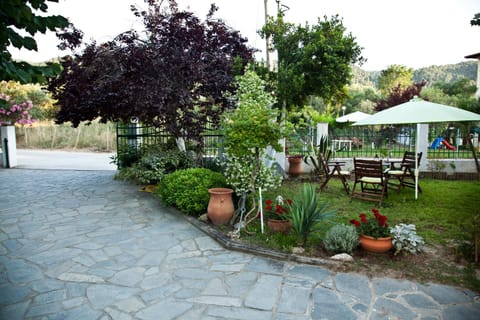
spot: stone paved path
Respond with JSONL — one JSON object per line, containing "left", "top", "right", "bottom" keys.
{"left": 1, "top": 169, "right": 479, "bottom": 320}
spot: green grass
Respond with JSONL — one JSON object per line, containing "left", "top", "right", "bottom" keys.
{"left": 260, "top": 178, "right": 480, "bottom": 245}
{"left": 240, "top": 177, "right": 480, "bottom": 291}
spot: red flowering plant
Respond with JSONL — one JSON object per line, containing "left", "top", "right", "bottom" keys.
{"left": 262, "top": 195, "right": 292, "bottom": 221}
{"left": 349, "top": 208, "right": 391, "bottom": 239}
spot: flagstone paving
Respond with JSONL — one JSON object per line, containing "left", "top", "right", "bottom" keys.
{"left": 1, "top": 169, "right": 479, "bottom": 319}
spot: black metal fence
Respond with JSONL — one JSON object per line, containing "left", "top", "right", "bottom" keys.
{"left": 116, "top": 123, "right": 224, "bottom": 159}
{"left": 323, "top": 124, "right": 477, "bottom": 160}
{"left": 116, "top": 123, "right": 478, "bottom": 164}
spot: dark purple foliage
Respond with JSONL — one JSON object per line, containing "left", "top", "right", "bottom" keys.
{"left": 48, "top": 0, "right": 254, "bottom": 145}
{"left": 375, "top": 81, "right": 427, "bottom": 111}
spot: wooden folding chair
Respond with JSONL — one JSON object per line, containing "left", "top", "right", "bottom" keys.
{"left": 386, "top": 152, "right": 422, "bottom": 193}
{"left": 318, "top": 153, "right": 350, "bottom": 194}
{"left": 350, "top": 158, "right": 388, "bottom": 205}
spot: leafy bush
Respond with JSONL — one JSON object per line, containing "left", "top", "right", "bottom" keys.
{"left": 323, "top": 224, "right": 359, "bottom": 254}
{"left": 390, "top": 223, "right": 425, "bottom": 255}
{"left": 157, "top": 168, "right": 227, "bottom": 216}
{"left": 112, "top": 145, "right": 141, "bottom": 169}
{"left": 286, "top": 183, "right": 335, "bottom": 246}
{"left": 220, "top": 154, "right": 282, "bottom": 195}
{"left": 115, "top": 144, "right": 196, "bottom": 184}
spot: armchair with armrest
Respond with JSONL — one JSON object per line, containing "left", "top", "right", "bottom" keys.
{"left": 350, "top": 158, "right": 388, "bottom": 206}
{"left": 318, "top": 153, "right": 350, "bottom": 194}
{"left": 386, "top": 151, "right": 422, "bottom": 193}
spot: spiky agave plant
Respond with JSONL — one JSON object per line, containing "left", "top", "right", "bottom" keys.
{"left": 285, "top": 183, "right": 335, "bottom": 246}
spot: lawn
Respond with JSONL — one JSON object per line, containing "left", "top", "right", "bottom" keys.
{"left": 233, "top": 177, "right": 480, "bottom": 292}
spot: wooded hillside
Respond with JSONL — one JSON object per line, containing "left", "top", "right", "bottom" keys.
{"left": 352, "top": 61, "right": 477, "bottom": 88}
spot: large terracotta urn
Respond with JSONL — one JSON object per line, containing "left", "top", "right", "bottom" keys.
{"left": 359, "top": 235, "right": 393, "bottom": 253}
{"left": 207, "top": 188, "right": 234, "bottom": 225}
{"left": 288, "top": 156, "right": 303, "bottom": 177}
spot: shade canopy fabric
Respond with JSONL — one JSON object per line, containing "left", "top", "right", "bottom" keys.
{"left": 336, "top": 111, "right": 370, "bottom": 123}
{"left": 353, "top": 99, "right": 480, "bottom": 126}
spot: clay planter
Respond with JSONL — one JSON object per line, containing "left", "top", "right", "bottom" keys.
{"left": 267, "top": 219, "right": 292, "bottom": 234}
{"left": 288, "top": 156, "right": 303, "bottom": 177}
{"left": 359, "top": 235, "right": 393, "bottom": 253}
{"left": 207, "top": 188, "right": 234, "bottom": 225}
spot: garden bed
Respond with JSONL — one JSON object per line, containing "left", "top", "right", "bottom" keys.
{"left": 175, "top": 207, "right": 480, "bottom": 293}
{"left": 166, "top": 177, "right": 480, "bottom": 293}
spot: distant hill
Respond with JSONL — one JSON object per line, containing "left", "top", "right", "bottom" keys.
{"left": 351, "top": 61, "right": 477, "bottom": 88}
{"left": 413, "top": 61, "right": 477, "bottom": 84}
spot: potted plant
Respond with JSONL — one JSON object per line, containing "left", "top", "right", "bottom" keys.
{"left": 349, "top": 208, "right": 392, "bottom": 253}
{"left": 263, "top": 196, "right": 292, "bottom": 234}
{"left": 285, "top": 143, "right": 304, "bottom": 177}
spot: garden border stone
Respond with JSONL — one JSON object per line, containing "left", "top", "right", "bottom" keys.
{"left": 162, "top": 206, "right": 342, "bottom": 268}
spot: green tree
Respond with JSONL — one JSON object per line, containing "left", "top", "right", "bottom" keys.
{"left": 221, "top": 68, "right": 285, "bottom": 231}
{"left": 345, "top": 86, "right": 379, "bottom": 114}
{"left": 471, "top": 13, "right": 480, "bottom": 26}
{"left": 422, "top": 78, "right": 480, "bottom": 114}
{"left": 433, "top": 78, "right": 477, "bottom": 97}
{"left": 260, "top": 12, "right": 364, "bottom": 110}
{"left": 0, "top": 0, "right": 82, "bottom": 83}
{"left": 378, "top": 64, "right": 413, "bottom": 96}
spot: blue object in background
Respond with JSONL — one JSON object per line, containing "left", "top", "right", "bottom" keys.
{"left": 430, "top": 136, "right": 443, "bottom": 149}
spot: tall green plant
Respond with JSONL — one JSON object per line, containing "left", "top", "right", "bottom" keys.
{"left": 222, "top": 68, "right": 286, "bottom": 230}
{"left": 286, "top": 183, "right": 335, "bottom": 246}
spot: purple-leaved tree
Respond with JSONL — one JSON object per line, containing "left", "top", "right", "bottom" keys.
{"left": 48, "top": 0, "right": 254, "bottom": 146}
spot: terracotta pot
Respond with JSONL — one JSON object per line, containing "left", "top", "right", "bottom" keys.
{"left": 359, "top": 235, "right": 393, "bottom": 253}
{"left": 207, "top": 188, "right": 234, "bottom": 225}
{"left": 288, "top": 157, "right": 303, "bottom": 177}
{"left": 267, "top": 219, "right": 292, "bottom": 234}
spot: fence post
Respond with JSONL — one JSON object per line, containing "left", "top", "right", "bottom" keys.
{"left": 1, "top": 125, "right": 17, "bottom": 168}
{"left": 316, "top": 122, "right": 328, "bottom": 145}
{"left": 128, "top": 118, "right": 141, "bottom": 150}
{"left": 417, "top": 124, "right": 429, "bottom": 171}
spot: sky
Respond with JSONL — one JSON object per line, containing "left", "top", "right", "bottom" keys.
{"left": 10, "top": 0, "right": 480, "bottom": 71}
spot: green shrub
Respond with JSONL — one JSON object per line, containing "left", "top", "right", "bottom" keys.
{"left": 158, "top": 168, "right": 227, "bottom": 215}
{"left": 116, "top": 144, "right": 196, "bottom": 184}
{"left": 323, "top": 224, "right": 359, "bottom": 254}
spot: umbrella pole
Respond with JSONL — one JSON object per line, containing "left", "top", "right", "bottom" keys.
{"left": 415, "top": 124, "right": 419, "bottom": 200}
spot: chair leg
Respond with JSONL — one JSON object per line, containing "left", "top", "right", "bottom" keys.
{"left": 378, "top": 183, "right": 388, "bottom": 206}
{"left": 320, "top": 175, "right": 332, "bottom": 191}
{"left": 350, "top": 181, "right": 359, "bottom": 201}
{"left": 340, "top": 175, "right": 350, "bottom": 194}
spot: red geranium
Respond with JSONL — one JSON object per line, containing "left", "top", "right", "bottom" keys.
{"left": 260, "top": 196, "right": 292, "bottom": 220}
{"left": 349, "top": 208, "right": 391, "bottom": 239}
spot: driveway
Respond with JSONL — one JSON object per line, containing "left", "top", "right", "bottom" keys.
{"left": 0, "top": 167, "right": 479, "bottom": 319}
{"left": 2, "top": 149, "right": 116, "bottom": 171}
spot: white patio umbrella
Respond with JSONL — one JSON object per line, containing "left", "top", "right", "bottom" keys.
{"left": 336, "top": 111, "right": 370, "bottom": 123}
{"left": 353, "top": 97, "right": 480, "bottom": 199}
